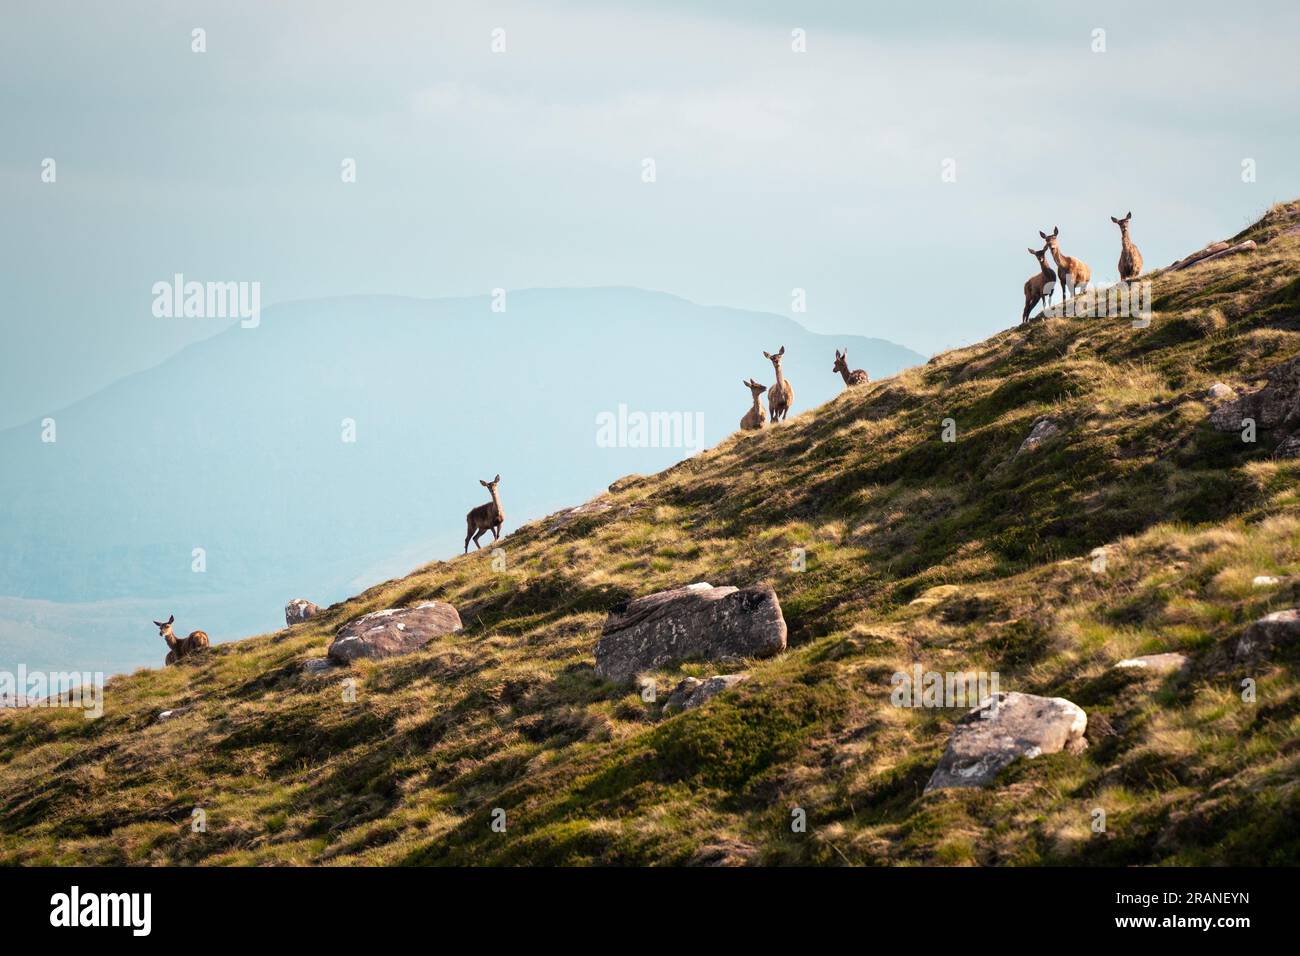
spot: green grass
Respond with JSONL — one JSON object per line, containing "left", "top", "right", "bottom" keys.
{"left": 3, "top": 201, "right": 1300, "bottom": 866}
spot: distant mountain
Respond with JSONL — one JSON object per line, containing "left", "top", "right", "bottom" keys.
{"left": 0, "top": 288, "right": 923, "bottom": 675}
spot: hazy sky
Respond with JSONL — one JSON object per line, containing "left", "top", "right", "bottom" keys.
{"left": 4, "top": 0, "right": 1299, "bottom": 427}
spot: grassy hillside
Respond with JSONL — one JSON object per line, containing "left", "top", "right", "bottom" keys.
{"left": 4, "top": 203, "right": 1300, "bottom": 866}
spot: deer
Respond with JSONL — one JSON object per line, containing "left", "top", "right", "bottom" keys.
{"left": 762, "top": 346, "right": 795, "bottom": 422}
{"left": 739, "top": 379, "right": 767, "bottom": 431}
{"left": 464, "top": 474, "right": 504, "bottom": 552}
{"left": 832, "top": 348, "right": 868, "bottom": 387}
{"left": 1111, "top": 211, "right": 1143, "bottom": 281}
{"left": 1022, "top": 245, "right": 1056, "bottom": 322}
{"left": 1039, "top": 226, "right": 1091, "bottom": 302}
{"left": 154, "top": 614, "right": 209, "bottom": 666}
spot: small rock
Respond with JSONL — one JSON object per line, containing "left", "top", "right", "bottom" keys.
{"left": 1253, "top": 575, "right": 1284, "bottom": 587}
{"left": 909, "top": 584, "right": 962, "bottom": 606}
{"left": 1235, "top": 609, "right": 1300, "bottom": 664}
{"left": 157, "top": 708, "right": 187, "bottom": 721}
{"left": 328, "top": 601, "right": 463, "bottom": 663}
{"left": 595, "top": 584, "right": 786, "bottom": 684}
{"left": 1114, "top": 653, "right": 1188, "bottom": 674}
{"left": 285, "top": 599, "right": 322, "bottom": 626}
{"left": 688, "top": 839, "right": 758, "bottom": 867}
{"left": 1016, "top": 418, "right": 1061, "bottom": 457}
{"left": 662, "top": 674, "right": 749, "bottom": 715}
{"left": 1205, "top": 383, "right": 1237, "bottom": 402}
{"left": 924, "top": 691, "right": 1088, "bottom": 793}
{"left": 302, "top": 658, "right": 336, "bottom": 674}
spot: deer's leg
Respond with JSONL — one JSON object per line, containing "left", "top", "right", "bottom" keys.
{"left": 473, "top": 527, "right": 486, "bottom": 549}
{"left": 464, "top": 521, "right": 474, "bottom": 554}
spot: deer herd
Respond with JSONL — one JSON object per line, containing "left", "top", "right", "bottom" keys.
{"left": 1023, "top": 212, "right": 1144, "bottom": 323}
{"left": 154, "top": 213, "right": 1145, "bottom": 666}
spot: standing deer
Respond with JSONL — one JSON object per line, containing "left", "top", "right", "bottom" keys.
{"left": 464, "top": 474, "right": 504, "bottom": 552}
{"left": 154, "top": 614, "right": 209, "bottom": 666}
{"left": 1022, "top": 245, "right": 1056, "bottom": 323}
{"left": 1040, "top": 226, "right": 1091, "bottom": 301}
{"left": 739, "top": 379, "right": 767, "bottom": 431}
{"left": 762, "top": 346, "right": 795, "bottom": 422}
{"left": 1111, "top": 211, "right": 1143, "bottom": 281}
{"left": 832, "top": 348, "right": 868, "bottom": 387}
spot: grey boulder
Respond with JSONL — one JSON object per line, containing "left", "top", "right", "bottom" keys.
{"left": 595, "top": 584, "right": 786, "bottom": 683}
{"left": 285, "top": 599, "right": 322, "bottom": 625}
{"left": 327, "top": 601, "right": 463, "bottom": 663}
{"left": 1234, "top": 609, "right": 1300, "bottom": 665}
{"left": 1209, "top": 355, "right": 1300, "bottom": 456}
{"left": 925, "top": 691, "right": 1088, "bottom": 793}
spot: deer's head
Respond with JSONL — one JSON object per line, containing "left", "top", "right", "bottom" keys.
{"left": 1110, "top": 211, "right": 1133, "bottom": 235}
{"left": 762, "top": 345, "right": 786, "bottom": 375}
{"left": 480, "top": 474, "right": 501, "bottom": 494}
{"left": 744, "top": 378, "right": 767, "bottom": 399}
{"left": 1028, "top": 245, "right": 1049, "bottom": 267}
{"left": 153, "top": 614, "right": 177, "bottom": 647}
{"left": 1038, "top": 226, "right": 1061, "bottom": 256}
{"left": 832, "top": 348, "right": 852, "bottom": 376}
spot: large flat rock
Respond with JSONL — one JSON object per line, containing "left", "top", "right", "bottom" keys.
{"left": 327, "top": 601, "right": 463, "bottom": 663}
{"left": 595, "top": 584, "right": 786, "bottom": 683}
{"left": 925, "top": 691, "right": 1088, "bottom": 793}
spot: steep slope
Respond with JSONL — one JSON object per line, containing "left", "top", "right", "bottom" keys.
{"left": 0, "top": 288, "right": 922, "bottom": 676}
{"left": 2, "top": 204, "right": 1300, "bottom": 865}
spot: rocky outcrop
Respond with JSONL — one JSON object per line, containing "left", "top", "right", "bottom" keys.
{"left": 1233, "top": 609, "right": 1300, "bottom": 665}
{"left": 1168, "top": 239, "right": 1256, "bottom": 272}
{"left": 1016, "top": 418, "right": 1061, "bottom": 457}
{"left": 595, "top": 584, "right": 786, "bottom": 683}
{"left": 925, "top": 692, "right": 1088, "bottom": 793}
{"left": 1208, "top": 355, "right": 1300, "bottom": 456}
{"left": 327, "top": 601, "right": 463, "bottom": 663}
{"left": 662, "top": 674, "right": 749, "bottom": 715}
{"left": 1114, "top": 652, "right": 1188, "bottom": 674}
{"left": 285, "top": 599, "right": 322, "bottom": 626}
{"left": 302, "top": 658, "right": 337, "bottom": 674}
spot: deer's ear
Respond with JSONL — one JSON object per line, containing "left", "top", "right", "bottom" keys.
{"left": 480, "top": 480, "right": 488, "bottom": 487}
{"left": 762, "top": 350, "right": 772, "bottom": 360}
{"left": 1039, "top": 231, "right": 1048, "bottom": 240}
{"left": 1052, "top": 226, "right": 1059, "bottom": 236}
{"left": 167, "top": 614, "right": 174, "bottom": 625}
{"left": 1111, "top": 216, "right": 1119, "bottom": 224}
{"left": 778, "top": 346, "right": 785, "bottom": 356}
{"left": 153, "top": 620, "right": 162, "bottom": 627}
{"left": 493, "top": 474, "right": 500, "bottom": 484}
{"left": 1125, "top": 211, "right": 1132, "bottom": 220}
{"left": 1028, "top": 247, "right": 1035, "bottom": 254}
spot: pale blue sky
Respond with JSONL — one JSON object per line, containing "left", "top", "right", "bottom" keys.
{"left": 3, "top": 0, "right": 1299, "bottom": 426}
